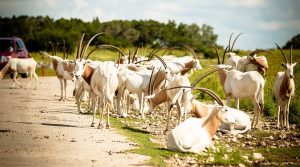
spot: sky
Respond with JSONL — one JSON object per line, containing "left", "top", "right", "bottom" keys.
{"left": 0, "top": 0, "right": 300, "bottom": 50}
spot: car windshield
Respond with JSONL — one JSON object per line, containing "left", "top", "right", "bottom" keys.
{"left": 16, "top": 39, "right": 25, "bottom": 50}
{"left": 0, "top": 39, "right": 14, "bottom": 52}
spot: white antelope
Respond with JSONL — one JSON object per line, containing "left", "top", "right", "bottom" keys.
{"left": 117, "top": 60, "right": 171, "bottom": 118}
{"left": 274, "top": 44, "right": 297, "bottom": 130}
{"left": 225, "top": 33, "right": 269, "bottom": 76}
{"left": 143, "top": 46, "right": 202, "bottom": 75}
{"left": 191, "top": 99, "right": 251, "bottom": 135}
{"left": 41, "top": 41, "right": 75, "bottom": 101}
{"left": 166, "top": 88, "right": 232, "bottom": 153}
{"left": 212, "top": 45, "right": 265, "bottom": 129}
{"left": 73, "top": 33, "right": 126, "bottom": 128}
{"left": 0, "top": 56, "right": 38, "bottom": 89}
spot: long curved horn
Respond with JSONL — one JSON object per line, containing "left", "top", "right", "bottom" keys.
{"left": 85, "top": 46, "right": 99, "bottom": 60}
{"left": 193, "top": 87, "right": 224, "bottom": 106}
{"left": 211, "top": 43, "right": 220, "bottom": 64}
{"left": 231, "top": 32, "right": 242, "bottom": 51}
{"left": 151, "top": 67, "right": 162, "bottom": 94}
{"left": 132, "top": 47, "right": 139, "bottom": 63}
{"left": 48, "top": 41, "right": 55, "bottom": 56}
{"left": 76, "top": 33, "right": 85, "bottom": 59}
{"left": 228, "top": 33, "right": 233, "bottom": 51}
{"left": 128, "top": 49, "right": 131, "bottom": 64}
{"left": 148, "top": 68, "right": 155, "bottom": 95}
{"left": 248, "top": 49, "right": 272, "bottom": 57}
{"left": 154, "top": 55, "right": 167, "bottom": 69}
{"left": 82, "top": 32, "right": 103, "bottom": 59}
{"left": 191, "top": 68, "right": 219, "bottom": 87}
{"left": 275, "top": 43, "right": 288, "bottom": 63}
{"left": 182, "top": 44, "right": 197, "bottom": 59}
{"left": 54, "top": 42, "right": 59, "bottom": 56}
{"left": 222, "top": 45, "right": 230, "bottom": 64}
{"left": 97, "top": 44, "right": 126, "bottom": 58}
{"left": 290, "top": 45, "right": 293, "bottom": 63}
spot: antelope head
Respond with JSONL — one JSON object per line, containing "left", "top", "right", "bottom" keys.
{"left": 276, "top": 43, "right": 297, "bottom": 79}
{"left": 74, "top": 32, "right": 102, "bottom": 79}
{"left": 183, "top": 44, "right": 203, "bottom": 70}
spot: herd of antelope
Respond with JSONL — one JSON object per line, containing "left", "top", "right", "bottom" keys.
{"left": 0, "top": 32, "right": 297, "bottom": 153}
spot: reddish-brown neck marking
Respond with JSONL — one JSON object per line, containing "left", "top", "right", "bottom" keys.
{"left": 280, "top": 72, "right": 292, "bottom": 99}
{"left": 81, "top": 64, "right": 94, "bottom": 86}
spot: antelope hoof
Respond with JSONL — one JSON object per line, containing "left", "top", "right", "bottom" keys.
{"left": 106, "top": 123, "right": 110, "bottom": 129}
{"left": 97, "top": 124, "right": 104, "bottom": 129}
{"left": 91, "top": 122, "right": 95, "bottom": 127}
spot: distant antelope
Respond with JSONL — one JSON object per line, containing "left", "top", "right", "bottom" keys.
{"left": 274, "top": 44, "right": 297, "bottom": 130}
{"left": 41, "top": 40, "right": 74, "bottom": 101}
{"left": 225, "top": 33, "right": 269, "bottom": 76}
{"left": 0, "top": 56, "right": 38, "bottom": 89}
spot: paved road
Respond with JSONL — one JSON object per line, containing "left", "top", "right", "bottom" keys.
{"left": 0, "top": 77, "right": 149, "bottom": 167}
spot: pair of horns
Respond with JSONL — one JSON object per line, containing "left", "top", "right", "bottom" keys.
{"left": 211, "top": 43, "right": 229, "bottom": 65}
{"left": 275, "top": 43, "right": 293, "bottom": 64}
{"left": 228, "top": 32, "right": 243, "bottom": 52}
{"left": 48, "top": 41, "right": 59, "bottom": 56}
{"left": 148, "top": 67, "right": 162, "bottom": 95}
{"left": 128, "top": 47, "right": 139, "bottom": 64}
{"left": 76, "top": 32, "right": 103, "bottom": 61}
{"left": 48, "top": 40, "right": 68, "bottom": 59}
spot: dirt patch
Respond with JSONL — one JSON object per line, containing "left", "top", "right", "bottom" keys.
{"left": 0, "top": 77, "right": 150, "bottom": 167}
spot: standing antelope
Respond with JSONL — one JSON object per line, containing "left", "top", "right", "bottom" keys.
{"left": 212, "top": 45, "right": 265, "bottom": 129}
{"left": 274, "top": 44, "right": 297, "bottom": 130}
{"left": 41, "top": 41, "right": 74, "bottom": 101}
{"left": 0, "top": 56, "right": 38, "bottom": 89}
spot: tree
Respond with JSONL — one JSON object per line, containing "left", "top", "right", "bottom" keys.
{"left": 283, "top": 34, "right": 300, "bottom": 49}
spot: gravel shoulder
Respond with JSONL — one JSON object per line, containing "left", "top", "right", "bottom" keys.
{"left": 0, "top": 76, "right": 150, "bottom": 167}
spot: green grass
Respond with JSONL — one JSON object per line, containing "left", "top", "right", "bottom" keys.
{"left": 109, "top": 116, "right": 180, "bottom": 167}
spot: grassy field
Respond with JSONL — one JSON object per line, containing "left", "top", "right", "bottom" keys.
{"left": 30, "top": 48, "right": 300, "bottom": 166}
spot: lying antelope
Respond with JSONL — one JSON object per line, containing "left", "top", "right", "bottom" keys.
{"left": 166, "top": 88, "right": 232, "bottom": 153}
{"left": 274, "top": 44, "right": 297, "bottom": 130}
{"left": 191, "top": 99, "right": 251, "bottom": 134}
{"left": 0, "top": 56, "right": 38, "bottom": 89}
{"left": 212, "top": 45, "right": 265, "bottom": 129}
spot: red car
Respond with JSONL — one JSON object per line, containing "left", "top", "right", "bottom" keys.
{"left": 0, "top": 37, "right": 30, "bottom": 77}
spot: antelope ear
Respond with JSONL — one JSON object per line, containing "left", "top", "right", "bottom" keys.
{"left": 281, "top": 63, "right": 287, "bottom": 69}
{"left": 292, "top": 62, "right": 297, "bottom": 67}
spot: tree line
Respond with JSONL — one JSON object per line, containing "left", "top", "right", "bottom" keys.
{"left": 0, "top": 15, "right": 219, "bottom": 57}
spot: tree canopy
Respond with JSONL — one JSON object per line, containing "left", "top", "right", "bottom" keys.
{"left": 283, "top": 34, "right": 300, "bottom": 49}
{"left": 0, "top": 15, "right": 218, "bottom": 57}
